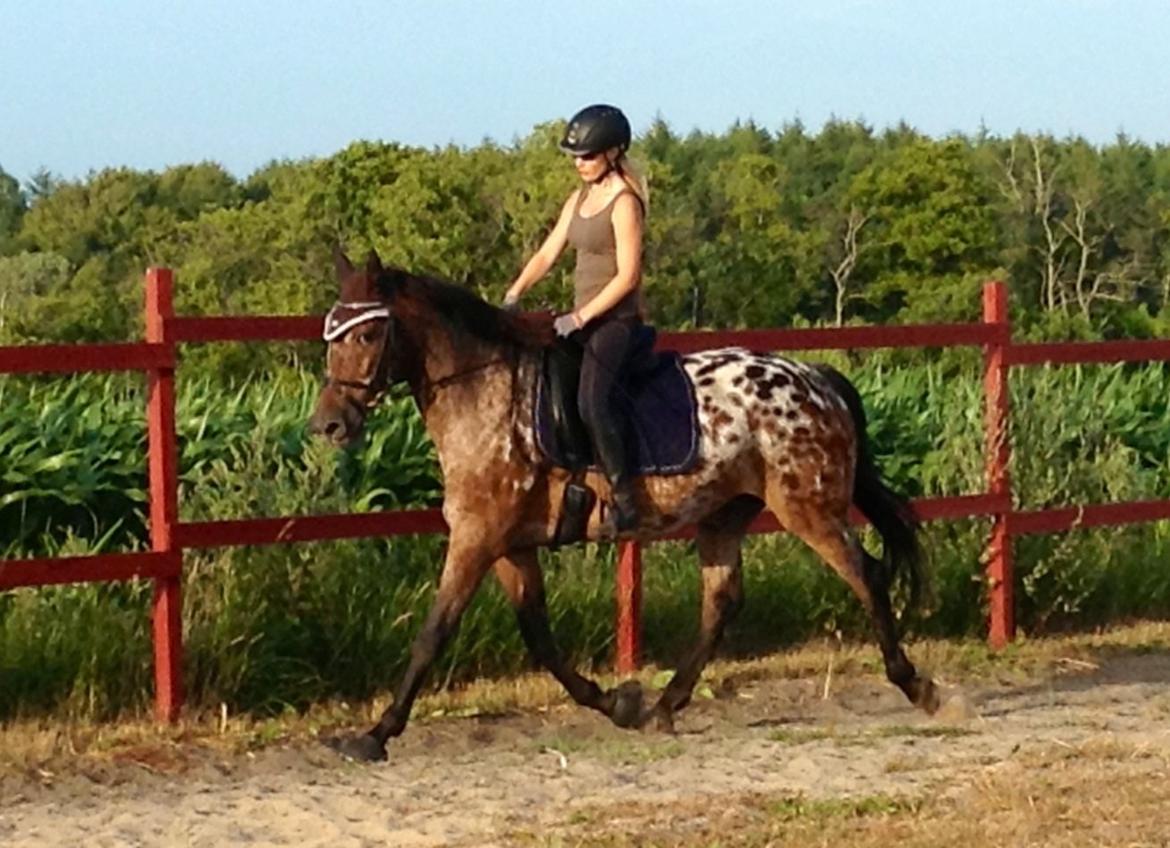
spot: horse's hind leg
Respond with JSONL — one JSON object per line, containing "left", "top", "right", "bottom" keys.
{"left": 645, "top": 495, "right": 763, "bottom": 732}
{"left": 493, "top": 550, "right": 641, "bottom": 727}
{"left": 767, "top": 491, "right": 938, "bottom": 713}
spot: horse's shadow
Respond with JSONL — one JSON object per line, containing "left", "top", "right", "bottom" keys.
{"left": 961, "top": 643, "right": 1170, "bottom": 719}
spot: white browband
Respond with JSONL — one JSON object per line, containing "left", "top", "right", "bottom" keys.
{"left": 323, "top": 302, "right": 391, "bottom": 341}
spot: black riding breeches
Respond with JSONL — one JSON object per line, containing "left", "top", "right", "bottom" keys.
{"left": 575, "top": 317, "right": 640, "bottom": 479}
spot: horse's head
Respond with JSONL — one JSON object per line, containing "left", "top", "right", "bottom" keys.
{"left": 309, "top": 246, "right": 402, "bottom": 446}
{"left": 310, "top": 245, "right": 556, "bottom": 446}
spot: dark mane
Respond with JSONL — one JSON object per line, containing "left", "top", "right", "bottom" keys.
{"left": 380, "top": 270, "right": 554, "bottom": 350}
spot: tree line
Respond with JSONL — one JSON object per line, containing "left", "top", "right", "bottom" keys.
{"left": 2, "top": 118, "right": 1169, "bottom": 377}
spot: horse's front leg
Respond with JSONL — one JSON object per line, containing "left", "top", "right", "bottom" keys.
{"left": 493, "top": 550, "right": 642, "bottom": 728}
{"left": 329, "top": 531, "right": 494, "bottom": 762}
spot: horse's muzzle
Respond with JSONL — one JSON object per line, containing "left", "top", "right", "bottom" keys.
{"left": 309, "top": 387, "right": 366, "bottom": 447}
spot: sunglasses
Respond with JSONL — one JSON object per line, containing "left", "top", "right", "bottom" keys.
{"left": 573, "top": 151, "right": 603, "bottom": 162}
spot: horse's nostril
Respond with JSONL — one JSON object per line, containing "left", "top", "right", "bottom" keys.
{"left": 309, "top": 412, "right": 345, "bottom": 441}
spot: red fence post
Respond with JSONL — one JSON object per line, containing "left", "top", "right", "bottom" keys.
{"left": 146, "top": 268, "right": 183, "bottom": 721}
{"left": 616, "top": 541, "right": 642, "bottom": 674}
{"left": 982, "top": 281, "right": 1015, "bottom": 648}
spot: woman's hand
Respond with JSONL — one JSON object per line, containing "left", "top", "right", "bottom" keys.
{"left": 501, "top": 293, "right": 520, "bottom": 313}
{"left": 554, "top": 312, "right": 582, "bottom": 337}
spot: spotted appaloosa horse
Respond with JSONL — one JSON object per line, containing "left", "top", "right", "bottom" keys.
{"left": 309, "top": 247, "right": 940, "bottom": 762}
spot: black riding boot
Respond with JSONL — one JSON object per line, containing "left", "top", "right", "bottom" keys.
{"left": 546, "top": 339, "right": 590, "bottom": 468}
{"left": 591, "top": 418, "right": 639, "bottom": 534}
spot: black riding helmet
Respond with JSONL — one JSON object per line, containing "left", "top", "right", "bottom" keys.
{"left": 559, "top": 104, "right": 631, "bottom": 156}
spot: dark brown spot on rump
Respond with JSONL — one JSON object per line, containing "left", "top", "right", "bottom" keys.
{"left": 694, "top": 356, "right": 738, "bottom": 377}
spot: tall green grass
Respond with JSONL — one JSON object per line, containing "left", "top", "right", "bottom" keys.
{"left": 1, "top": 358, "right": 1168, "bottom": 719}
{"left": 0, "top": 370, "right": 440, "bottom": 558}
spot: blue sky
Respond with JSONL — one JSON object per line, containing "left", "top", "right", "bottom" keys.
{"left": 3, "top": 1, "right": 1167, "bottom": 183}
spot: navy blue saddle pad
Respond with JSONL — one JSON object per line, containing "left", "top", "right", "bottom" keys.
{"left": 534, "top": 346, "right": 701, "bottom": 476}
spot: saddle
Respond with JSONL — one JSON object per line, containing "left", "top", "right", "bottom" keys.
{"left": 534, "top": 324, "right": 701, "bottom": 545}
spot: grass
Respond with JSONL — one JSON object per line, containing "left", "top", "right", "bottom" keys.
{"left": 515, "top": 733, "right": 1170, "bottom": 847}
{"left": 536, "top": 731, "right": 686, "bottom": 766}
{"left": 765, "top": 793, "right": 920, "bottom": 822}
{"left": 766, "top": 727, "right": 837, "bottom": 745}
{"left": 523, "top": 767, "right": 1170, "bottom": 847}
{"left": 767, "top": 724, "right": 976, "bottom": 747}
{"left": 872, "top": 724, "right": 977, "bottom": 739}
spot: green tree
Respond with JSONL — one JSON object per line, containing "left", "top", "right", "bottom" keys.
{"left": 0, "top": 166, "right": 26, "bottom": 256}
{"left": 0, "top": 251, "right": 71, "bottom": 342}
{"left": 846, "top": 138, "right": 998, "bottom": 322}
{"left": 5, "top": 117, "right": 1170, "bottom": 360}
{"left": 700, "top": 151, "right": 803, "bottom": 327}
{"left": 781, "top": 119, "right": 881, "bottom": 324}
{"left": 156, "top": 162, "right": 241, "bottom": 219}
{"left": 20, "top": 168, "right": 156, "bottom": 266}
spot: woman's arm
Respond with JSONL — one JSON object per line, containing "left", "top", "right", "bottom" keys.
{"left": 504, "top": 191, "right": 579, "bottom": 302}
{"left": 574, "top": 192, "right": 643, "bottom": 325}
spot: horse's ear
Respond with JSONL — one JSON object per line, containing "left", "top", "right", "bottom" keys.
{"left": 364, "top": 249, "right": 384, "bottom": 277}
{"left": 333, "top": 243, "right": 354, "bottom": 278}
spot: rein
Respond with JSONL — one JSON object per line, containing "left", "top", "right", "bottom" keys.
{"left": 420, "top": 356, "right": 512, "bottom": 407}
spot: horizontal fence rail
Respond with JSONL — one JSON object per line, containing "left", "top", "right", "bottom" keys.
{"left": 176, "top": 509, "right": 448, "bottom": 548}
{"left": 658, "top": 322, "right": 1003, "bottom": 353}
{"left": 0, "top": 342, "right": 174, "bottom": 374}
{"left": 0, "top": 552, "right": 182, "bottom": 591}
{"left": 168, "top": 315, "right": 321, "bottom": 343}
{"left": 1005, "top": 338, "right": 1170, "bottom": 366}
{"left": 1, "top": 272, "right": 1168, "bottom": 721}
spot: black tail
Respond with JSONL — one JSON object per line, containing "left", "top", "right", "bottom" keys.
{"left": 813, "top": 365, "right": 923, "bottom": 611}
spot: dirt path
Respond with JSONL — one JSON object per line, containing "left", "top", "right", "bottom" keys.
{"left": 4, "top": 651, "right": 1170, "bottom": 847}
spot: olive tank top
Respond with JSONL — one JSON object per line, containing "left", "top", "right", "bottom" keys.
{"left": 566, "top": 186, "right": 643, "bottom": 320}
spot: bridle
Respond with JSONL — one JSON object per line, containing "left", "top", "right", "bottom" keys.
{"left": 322, "top": 300, "right": 512, "bottom": 409}
{"left": 323, "top": 301, "right": 394, "bottom": 407}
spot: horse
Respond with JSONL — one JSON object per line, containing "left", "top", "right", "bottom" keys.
{"left": 309, "top": 246, "right": 940, "bottom": 762}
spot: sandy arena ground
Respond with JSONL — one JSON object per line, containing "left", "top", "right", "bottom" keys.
{"left": 4, "top": 644, "right": 1170, "bottom": 847}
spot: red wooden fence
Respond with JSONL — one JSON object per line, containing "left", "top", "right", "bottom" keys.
{"left": 2, "top": 271, "right": 1170, "bottom": 722}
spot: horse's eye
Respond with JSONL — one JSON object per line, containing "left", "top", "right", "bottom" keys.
{"left": 358, "top": 331, "right": 375, "bottom": 345}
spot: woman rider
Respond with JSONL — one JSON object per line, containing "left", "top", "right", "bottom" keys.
{"left": 503, "top": 104, "right": 650, "bottom": 532}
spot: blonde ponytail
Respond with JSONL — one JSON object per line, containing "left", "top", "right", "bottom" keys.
{"left": 614, "top": 153, "right": 650, "bottom": 214}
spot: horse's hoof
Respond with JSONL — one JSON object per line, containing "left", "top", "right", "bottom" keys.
{"left": 913, "top": 677, "right": 941, "bottom": 715}
{"left": 650, "top": 702, "right": 676, "bottom": 734}
{"left": 610, "top": 680, "right": 645, "bottom": 729}
{"left": 325, "top": 733, "right": 386, "bottom": 762}
{"left": 935, "top": 690, "right": 977, "bottom": 722}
